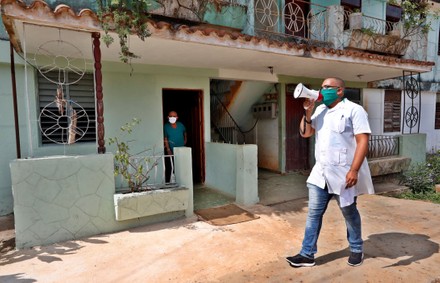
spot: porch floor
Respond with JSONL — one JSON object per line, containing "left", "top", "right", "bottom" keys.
{"left": 194, "top": 169, "right": 407, "bottom": 210}
{"left": 193, "top": 169, "right": 310, "bottom": 210}
{"left": 193, "top": 185, "right": 235, "bottom": 210}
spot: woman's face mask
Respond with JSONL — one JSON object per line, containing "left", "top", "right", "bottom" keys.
{"left": 320, "top": 88, "right": 340, "bottom": 107}
{"left": 168, "top": 117, "right": 177, "bottom": 124}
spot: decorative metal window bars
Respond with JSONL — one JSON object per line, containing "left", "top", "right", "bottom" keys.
{"left": 32, "top": 36, "right": 92, "bottom": 145}
{"left": 402, "top": 71, "right": 421, "bottom": 134}
{"left": 254, "top": 0, "right": 329, "bottom": 44}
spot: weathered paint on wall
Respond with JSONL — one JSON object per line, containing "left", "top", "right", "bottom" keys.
{"left": 228, "top": 80, "right": 273, "bottom": 144}
{"left": 257, "top": 119, "right": 279, "bottom": 171}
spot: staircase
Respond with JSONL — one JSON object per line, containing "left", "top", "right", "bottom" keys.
{"left": 210, "top": 80, "right": 245, "bottom": 144}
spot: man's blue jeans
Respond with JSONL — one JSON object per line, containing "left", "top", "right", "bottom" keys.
{"left": 300, "top": 183, "right": 363, "bottom": 259}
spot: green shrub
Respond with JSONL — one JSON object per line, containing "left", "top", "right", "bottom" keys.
{"left": 401, "top": 162, "right": 435, "bottom": 194}
{"left": 426, "top": 151, "right": 440, "bottom": 184}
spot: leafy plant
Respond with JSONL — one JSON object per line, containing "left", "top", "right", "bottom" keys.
{"left": 426, "top": 151, "right": 440, "bottom": 184}
{"left": 108, "top": 118, "right": 160, "bottom": 192}
{"left": 400, "top": 0, "right": 435, "bottom": 39}
{"left": 360, "top": 27, "right": 375, "bottom": 36}
{"left": 401, "top": 162, "right": 435, "bottom": 194}
{"left": 96, "top": 0, "right": 151, "bottom": 64}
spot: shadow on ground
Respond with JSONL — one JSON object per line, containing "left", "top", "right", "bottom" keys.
{"left": 0, "top": 273, "right": 37, "bottom": 282}
{"left": 0, "top": 235, "right": 109, "bottom": 267}
{"left": 317, "top": 232, "right": 439, "bottom": 267}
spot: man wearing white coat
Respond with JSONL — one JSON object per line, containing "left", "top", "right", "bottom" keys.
{"left": 286, "top": 77, "right": 374, "bottom": 268}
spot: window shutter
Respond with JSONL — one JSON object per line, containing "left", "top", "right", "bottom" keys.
{"left": 384, "top": 90, "right": 401, "bottom": 133}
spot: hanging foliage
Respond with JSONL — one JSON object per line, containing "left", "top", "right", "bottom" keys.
{"left": 96, "top": 0, "right": 151, "bottom": 64}
{"left": 400, "top": 0, "right": 435, "bottom": 39}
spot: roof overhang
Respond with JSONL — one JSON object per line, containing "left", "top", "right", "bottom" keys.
{"left": 1, "top": 0, "right": 435, "bottom": 83}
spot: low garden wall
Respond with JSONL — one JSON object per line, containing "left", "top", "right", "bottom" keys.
{"left": 10, "top": 149, "right": 193, "bottom": 249}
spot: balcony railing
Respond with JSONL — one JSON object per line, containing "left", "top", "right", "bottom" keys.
{"left": 146, "top": 0, "right": 428, "bottom": 60}
{"left": 250, "top": 1, "right": 426, "bottom": 59}
{"left": 344, "top": 11, "right": 401, "bottom": 36}
{"left": 252, "top": 0, "right": 330, "bottom": 46}
{"left": 368, "top": 135, "right": 399, "bottom": 159}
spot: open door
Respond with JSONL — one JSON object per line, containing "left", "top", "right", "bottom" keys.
{"left": 163, "top": 89, "right": 205, "bottom": 183}
{"left": 286, "top": 84, "right": 309, "bottom": 171}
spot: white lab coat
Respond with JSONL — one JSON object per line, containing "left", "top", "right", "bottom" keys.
{"left": 307, "top": 99, "right": 375, "bottom": 207}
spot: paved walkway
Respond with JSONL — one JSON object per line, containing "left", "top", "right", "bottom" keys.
{"left": 0, "top": 173, "right": 439, "bottom": 282}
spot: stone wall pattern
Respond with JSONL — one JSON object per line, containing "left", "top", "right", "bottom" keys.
{"left": 10, "top": 154, "right": 185, "bottom": 249}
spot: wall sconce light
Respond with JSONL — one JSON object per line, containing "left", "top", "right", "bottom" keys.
{"left": 268, "top": 66, "right": 274, "bottom": 75}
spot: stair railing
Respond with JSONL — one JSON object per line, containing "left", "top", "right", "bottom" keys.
{"left": 210, "top": 93, "right": 245, "bottom": 144}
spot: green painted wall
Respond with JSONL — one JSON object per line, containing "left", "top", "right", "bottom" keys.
{"left": 400, "top": 133, "right": 427, "bottom": 165}
{"left": 0, "top": 46, "right": 16, "bottom": 215}
{"left": 102, "top": 62, "right": 212, "bottom": 157}
{"left": 0, "top": 40, "right": 215, "bottom": 215}
{"left": 203, "top": 3, "right": 248, "bottom": 29}
{"left": 0, "top": 40, "right": 29, "bottom": 215}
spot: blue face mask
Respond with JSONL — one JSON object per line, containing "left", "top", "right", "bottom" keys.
{"left": 320, "top": 88, "right": 340, "bottom": 107}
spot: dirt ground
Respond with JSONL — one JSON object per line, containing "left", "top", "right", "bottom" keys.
{"left": 1, "top": 195, "right": 439, "bottom": 283}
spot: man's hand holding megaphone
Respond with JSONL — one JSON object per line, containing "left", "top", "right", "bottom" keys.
{"left": 294, "top": 83, "right": 321, "bottom": 136}
{"left": 293, "top": 83, "right": 323, "bottom": 112}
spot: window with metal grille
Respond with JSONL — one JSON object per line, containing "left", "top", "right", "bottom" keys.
{"left": 435, "top": 93, "right": 440, "bottom": 129}
{"left": 384, "top": 90, "right": 401, "bottom": 133}
{"left": 38, "top": 71, "right": 96, "bottom": 144}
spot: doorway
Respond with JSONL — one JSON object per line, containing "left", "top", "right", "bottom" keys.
{"left": 285, "top": 84, "right": 309, "bottom": 171}
{"left": 162, "top": 89, "right": 204, "bottom": 184}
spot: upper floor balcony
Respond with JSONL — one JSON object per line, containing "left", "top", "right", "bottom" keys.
{"left": 147, "top": 0, "right": 428, "bottom": 61}
{"left": 1, "top": 0, "right": 433, "bottom": 82}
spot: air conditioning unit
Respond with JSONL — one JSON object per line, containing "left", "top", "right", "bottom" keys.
{"left": 252, "top": 102, "right": 277, "bottom": 119}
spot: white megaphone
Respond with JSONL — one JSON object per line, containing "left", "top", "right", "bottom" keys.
{"left": 294, "top": 83, "right": 322, "bottom": 102}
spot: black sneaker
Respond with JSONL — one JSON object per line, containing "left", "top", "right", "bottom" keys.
{"left": 347, "top": 252, "right": 364, "bottom": 266}
{"left": 286, "top": 254, "right": 316, "bottom": 267}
